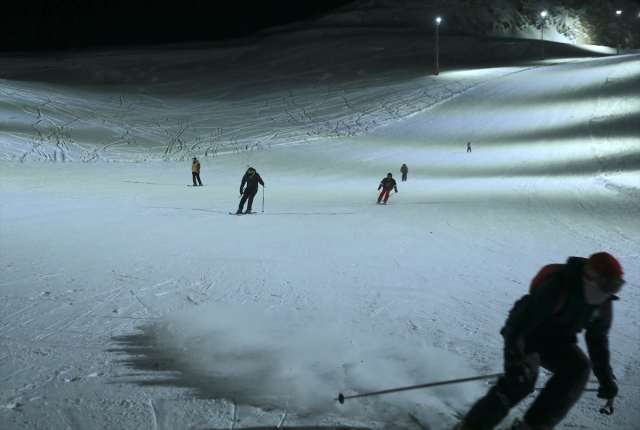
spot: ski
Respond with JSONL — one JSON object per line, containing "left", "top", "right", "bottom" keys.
{"left": 229, "top": 212, "right": 258, "bottom": 215}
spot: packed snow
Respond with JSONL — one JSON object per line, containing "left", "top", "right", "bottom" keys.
{"left": 1, "top": 2, "right": 639, "bottom": 430}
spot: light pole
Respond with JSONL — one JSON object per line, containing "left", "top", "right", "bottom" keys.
{"left": 540, "top": 11, "right": 547, "bottom": 60}
{"left": 616, "top": 10, "right": 622, "bottom": 54}
{"left": 435, "top": 17, "right": 441, "bottom": 75}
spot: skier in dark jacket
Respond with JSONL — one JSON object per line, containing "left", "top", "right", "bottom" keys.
{"left": 456, "top": 252, "right": 624, "bottom": 430}
{"left": 400, "top": 164, "right": 408, "bottom": 181}
{"left": 377, "top": 173, "right": 398, "bottom": 204}
{"left": 237, "top": 167, "right": 265, "bottom": 214}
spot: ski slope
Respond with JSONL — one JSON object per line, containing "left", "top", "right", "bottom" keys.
{"left": 1, "top": 13, "right": 640, "bottom": 430}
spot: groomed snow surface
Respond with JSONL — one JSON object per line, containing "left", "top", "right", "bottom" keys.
{"left": 1, "top": 25, "right": 640, "bottom": 430}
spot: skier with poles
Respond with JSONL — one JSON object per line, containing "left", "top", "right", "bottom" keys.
{"left": 236, "top": 167, "right": 264, "bottom": 214}
{"left": 400, "top": 164, "right": 408, "bottom": 181}
{"left": 454, "top": 252, "right": 624, "bottom": 430}
{"left": 377, "top": 173, "right": 398, "bottom": 205}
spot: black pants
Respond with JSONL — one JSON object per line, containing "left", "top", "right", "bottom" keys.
{"left": 239, "top": 188, "right": 258, "bottom": 211}
{"left": 402, "top": 172, "right": 407, "bottom": 181}
{"left": 192, "top": 172, "right": 202, "bottom": 186}
{"left": 464, "top": 343, "right": 590, "bottom": 429}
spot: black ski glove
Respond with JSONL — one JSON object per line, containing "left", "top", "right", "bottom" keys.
{"left": 500, "top": 352, "right": 538, "bottom": 397}
{"left": 377, "top": 187, "right": 381, "bottom": 190}
{"left": 394, "top": 188, "right": 398, "bottom": 193}
{"left": 503, "top": 349, "right": 537, "bottom": 383}
{"left": 240, "top": 189, "right": 244, "bottom": 194}
{"left": 597, "top": 382, "right": 618, "bottom": 400}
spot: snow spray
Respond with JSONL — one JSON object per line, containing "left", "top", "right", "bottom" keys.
{"left": 148, "top": 303, "right": 486, "bottom": 426}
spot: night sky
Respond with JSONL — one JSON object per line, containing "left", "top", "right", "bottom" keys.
{"left": 1, "top": 0, "right": 357, "bottom": 53}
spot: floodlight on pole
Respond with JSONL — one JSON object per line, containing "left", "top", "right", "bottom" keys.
{"left": 540, "top": 11, "right": 547, "bottom": 60}
{"left": 616, "top": 10, "right": 622, "bottom": 54}
{"left": 435, "top": 17, "right": 441, "bottom": 75}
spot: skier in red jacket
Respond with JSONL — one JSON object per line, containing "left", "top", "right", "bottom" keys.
{"left": 455, "top": 252, "right": 624, "bottom": 430}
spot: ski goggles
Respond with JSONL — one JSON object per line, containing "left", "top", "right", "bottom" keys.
{"left": 585, "top": 265, "right": 625, "bottom": 293}
{"left": 596, "top": 275, "right": 625, "bottom": 293}
{"left": 248, "top": 170, "right": 255, "bottom": 174}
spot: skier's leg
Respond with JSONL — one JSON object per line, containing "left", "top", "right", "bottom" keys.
{"left": 464, "top": 354, "right": 539, "bottom": 429}
{"left": 196, "top": 173, "right": 202, "bottom": 186}
{"left": 378, "top": 190, "right": 385, "bottom": 203}
{"left": 523, "top": 344, "right": 590, "bottom": 429}
{"left": 383, "top": 189, "right": 391, "bottom": 202}
{"left": 239, "top": 189, "right": 250, "bottom": 211}
{"left": 246, "top": 188, "right": 258, "bottom": 211}
{"left": 192, "top": 172, "right": 198, "bottom": 186}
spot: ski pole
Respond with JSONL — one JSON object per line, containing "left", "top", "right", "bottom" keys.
{"left": 262, "top": 186, "right": 265, "bottom": 212}
{"left": 336, "top": 372, "right": 504, "bottom": 404}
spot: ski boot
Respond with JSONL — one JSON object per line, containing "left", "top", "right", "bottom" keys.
{"left": 244, "top": 209, "right": 252, "bottom": 214}
{"left": 236, "top": 209, "right": 242, "bottom": 215}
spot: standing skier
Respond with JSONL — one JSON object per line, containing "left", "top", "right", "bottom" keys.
{"left": 192, "top": 157, "right": 203, "bottom": 186}
{"left": 377, "top": 173, "right": 398, "bottom": 204}
{"left": 467, "top": 142, "right": 472, "bottom": 153}
{"left": 237, "top": 167, "right": 265, "bottom": 214}
{"left": 455, "top": 252, "right": 624, "bottom": 430}
{"left": 400, "top": 164, "right": 408, "bottom": 181}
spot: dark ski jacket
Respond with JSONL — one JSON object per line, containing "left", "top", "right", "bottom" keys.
{"left": 379, "top": 177, "right": 397, "bottom": 191}
{"left": 501, "top": 256, "right": 617, "bottom": 386}
{"left": 400, "top": 165, "right": 408, "bottom": 173}
{"left": 240, "top": 169, "right": 264, "bottom": 193}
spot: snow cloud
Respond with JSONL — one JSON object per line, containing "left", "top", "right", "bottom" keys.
{"left": 134, "top": 302, "right": 486, "bottom": 424}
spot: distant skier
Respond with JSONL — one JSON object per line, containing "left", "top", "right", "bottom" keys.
{"left": 237, "top": 167, "right": 265, "bottom": 214}
{"left": 192, "top": 157, "right": 203, "bottom": 186}
{"left": 454, "top": 252, "right": 624, "bottom": 430}
{"left": 467, "top": 142, "right": 472, "bottom": 153}
{"left": 377, "top": 173, "right": 398, "bottom": 204}
{"left": 400, "top": 164, "right": 408, "bottom": 181}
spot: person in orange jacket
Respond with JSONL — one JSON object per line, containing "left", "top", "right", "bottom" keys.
{"left": 191, "top": 157, "right": 203, "bottom": 186}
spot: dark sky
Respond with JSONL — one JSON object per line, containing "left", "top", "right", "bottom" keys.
{"left": 1, "top": 0, "right": 357, "bottom": 53}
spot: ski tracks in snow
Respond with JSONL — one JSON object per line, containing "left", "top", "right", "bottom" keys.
{"left": 1, "top": 51, "right": 518, "bottom": 162}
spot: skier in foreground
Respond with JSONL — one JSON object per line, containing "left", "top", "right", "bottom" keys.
{"left": 455, "top": 252, "right": 624, "bottom": 430}
{"left": 377, "top": 173, "right": 398, "bottom": 204}
{"left": 236, "top": 167, "right": 264, "bottom": 214}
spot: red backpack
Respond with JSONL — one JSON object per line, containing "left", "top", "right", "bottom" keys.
{"left": 529, "top": 264, "right": 567, "bottom": 313}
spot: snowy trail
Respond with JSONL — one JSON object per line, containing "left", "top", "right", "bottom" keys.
{"left": 1, "top": 49, "right": 639, "bottom": 430}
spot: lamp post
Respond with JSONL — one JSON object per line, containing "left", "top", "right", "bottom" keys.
{"left": 435, "top": 17, "right": 441, "bottom": 75}
{"left": 616, "top": 10, "right": 622, "bottom": 54}
{"left": 540, "top": 11, "right": 547, "bottom": 60}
